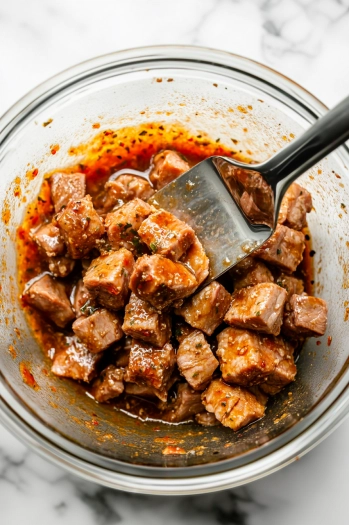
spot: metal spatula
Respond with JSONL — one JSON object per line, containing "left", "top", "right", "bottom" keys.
{"left": 150, "top": 95, "right": 349, "bottom": 282}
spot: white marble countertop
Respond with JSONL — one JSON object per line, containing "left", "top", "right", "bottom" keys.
{"left": 1, "top": 0, "right": 348, "bottom": 523}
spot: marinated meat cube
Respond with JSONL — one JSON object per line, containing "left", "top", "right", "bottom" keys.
{"left": 150, "top": 150, "right": 190, "bottom": 190}
{"left": 180, "top": 236, "right": 209, "bottom": 286}
{"left": 138, "top": 210, "right": 196, "bottom": 261}
{"left": 72, "top": 309, "right": 123, "bottom": 353}
{"left": 104, "top": 175, "right": 154, "bottom": 211}
{"left": 126, "top": 339, "right": 176, "bottom": 391}
{"left": 24, "top": 274, "right": 75, "bottom": 328}
{"left": 105, "top": 198, "right": 153, "bottom": 252}
{"left": 240, "top": 190, "right": 272, "bottom": 225}
{"left": 56, "top": 195, "right": 105, "bottom": 259}
{"left": 174, "top": 320, "right": 195, "bottom": 343}
{"left": 162, "top": 383, "right": 204, "bottom": 423}
{"left": 233, "top": 260, "right": 274, "bottom": 290}
{"left": 92, "top": 365, "right": 124, "bottom": 402}
{"left": 175, "top": 281, "right": 231, "bottom": 336}
{"left": 83, "top": 248, "right": 135, "bottom": 310}
{"left": 71, "top": 279, "right": 95, "bottom": 317}
{"left": 283, "top": 294, "right": 328, "bottom": 337}
{"left": 48, "top": 256, "right": 75, "bottom": 278}
{"left": 51, "top": 337, "right": 101, "bottom": 382}
{"left": 224, "top": 283, "right": 287, "bottom": 336}
{"left": 216, "top": 327, "right": 276, "bottom": 386}
{"left": 50, "top": 172, "right": 86, "bottom": 212}
{"left": 115, "top": 336, "right": 132, "bottom": 367}
{"left": 195, "top": 411, "right": 220, "bottom": 426}
{"left": 278, "top": 183, "right": 312, "bottom": 231}
{"left": 202, "top": 379, "right": 265, "bottom": 431}
{"left": 122, "top": 293, "right": 171, "bottom": 347}
{"left": 32, "top": 223, "right": 65, "bottom": 257}
{"left": 275, "top": 272, "right": 304, "bottom": 300}
{"left": 259, "top": 338, "right": 297, "bottom": 395}
{"left": 247, "top": 385, "right": 269, "bottom": 406}
{"left": 130, "top": 254, "right": 197, "bottom": 310}
{"left": 254, "top": 224, "right": 305, "bottom": 273}
{"left": 177, "top": 331, "right": 218, "bottom": 390}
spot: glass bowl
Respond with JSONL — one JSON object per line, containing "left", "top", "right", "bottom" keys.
{"left": 0, "top": 45, "right": 348, "bottom": 495}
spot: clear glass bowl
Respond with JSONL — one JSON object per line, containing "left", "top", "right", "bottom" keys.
{"left": 0, "top": 46, "right": 348, "bottom": 495}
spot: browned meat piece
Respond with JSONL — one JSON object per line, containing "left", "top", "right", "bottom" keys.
{"left": 254, "top": 224, "right": 305, "bottom": 273}
{"left": 232, "top": 259, "right": 274, "bottom": 290}
{"left": 51, "top": 337, "right": 101, "bottom": 382}
{"left": 259, "top": 338, "right": 297, "bottom": 395}
{"left": 283, "top": 294, "right": 328, "bottom": 337}
{"left": 150, "top": 150, "right": 189, "bottom": 190}
{"left": 115, "top": 336, "right": 132, "bottom": 367}
{"left": 105, "top": 198, "right": 153, "bottom": 252}
{"left": 202, "top": 379, "right": 265, "bottom": 431}
{"left": 72, "top": 309, "right": 123, "bottom": 353}
{"left": 247, "top": 386, "right": 269, "bottom": 406}
{"left": 195, "top": 411, "right": 220, "bottom": 426}
{"left": 224, "top": 283, "right": 287, "bottom": 336}
{"left": 174, "top": 320, "right": 195, "bottom": 343}
{"left": 32, "top": 223, "right": 65, "bottom": 257}
{"left": 56, "top": 195, "right": 105, "bottom": 259}
{"left": 83, "top": 249, "right": 135, "bottom": 310}
{"left": 104, "top": 174, "right": 154, "bottom": 211}
{"left": 91, "top": 365, "right": 124, "bottom": 402}
{"left": 48, "top": 256, "right": 75, "bottom": 278}
{"left": 24, "top": 274, "right": 75, "bottom": 328}
{"left": 125, "top": 373, "right": 178, "bottom": 402}
{"left": 130, "top": 254, "right": 197, "bottom": 310}
{"left": 177, "top": 330, "right": 218, "bottom": 390}
{"left": 217, "top": 327, "right": 276, "bottom": 386}
{"left": 71, "top": 279, "right": 95, "bottom": 317}
{"left": 175, "top": 281, "right": 231, "bottom": 336}
{"left": 138, "top": 210, "right": 196, "bottom": 261}
{"left": 275, "top": 272, "right": 304, "bottom": 300}
{"left": 278, "top": 183, "right": 312, "bottom": 230}
{"left": 122, "top": 293, "right": 171, "bottom": 347}
{"left": 180, "top": 236, "right": 209, "bottom": 286}
{"left": 126, "top": 339, "right": 176, "bottom": 391}
{"left": 162, "top": 383, "right": 204, "bottom": 423}
{"left": 50, "top": 172, "right": 86, "bottom": 212}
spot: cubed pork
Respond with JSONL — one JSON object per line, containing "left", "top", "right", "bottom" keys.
{"left": 232, "top": 259, "right": 274, "bottom": 290}
{"left": 259, "top": 338, "right": 297, "bottom": 395}
{"left": 275, "top": 272, "right": 304, "bottom": 300}
{"left": 283, "top": 294, "right": 328, "bottom": 337}
{"left": 24, "top": 274, "right": 75, "bottom": 328}
{"left": 150, "top": 150, "right": 190, "bottom": 190}
{"left": 130, "top": 254, "right": 197, "bottom": 310}
{"left": 174, "top": 320, "right": 195, "bottom": 343}
{"left": 105, "top": 198, "right": 152, "bottom": 252}
{"left": 32, "top": 223, "right": 65, "bottom": 257}
{"left": 254, "top": 224, "right": 305, "bottom": 272}
{"left": 202, "top": 379, "right": 265, "bottom": 431}
{"left": 122, "top": 293, "right": 171, "bottom": 347}
{"left": 72, "top": 309, "right": 124, "bottom": 353}
{"left": 48, "top": 256, "right": 75, "bottom": 278}
{"left": 162, "top": 383, "right": 205, "bottom": 423}
{"left": 50, "top": 172, "right": 86, "bottom": 212}
{"left": 278, "top": 183, "right": 312, "bottom": 230}
{"left": 103, "top": 174, "right": 154, "bottom": 211}
{"left": 71, "top": 279, "right": 95, "bottom": 317}
{"left": 180, "top": 236, "right": 209, "bottom": 286}
{"left": 83, "top": 248, "right": 135, "bottom": 310}
{"left": 91, "top": 365, "right": 124, "bottom": 402}
{"left": 51, "top": 337, "right": 101, "bottom": 382}
{"left": 175, "top": 281, "right": 231, "bottom": 335}
{"left": 177, "top": 330, "right": 218, "bottom": 390}
{"left": 56, "top": 195, "right": 105, "bottom": 259}
{"left": 224, "top": 283, "right": 287, "bottom": 336}
{"left": 195, "top": 411, "right": 220, "bottom": 426}
{"left": 138, "top": 210, "right": 196, "bottom": 261}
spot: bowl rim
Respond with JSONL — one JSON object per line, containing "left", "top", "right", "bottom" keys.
{"left": 1, "top": 44, "right": 348, "bottom": 494}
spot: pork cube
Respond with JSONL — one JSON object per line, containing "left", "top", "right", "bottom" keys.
{"left": 91, "top": 365, "right": 124, "bottom": 402}
{"left": 162, "top": 383, "right": 204, "bottom": 423}
{"left": 233, "top": 259, "right": 274, "bottom": 290}
{"left": 216, "top": 327, "right": 276, "bottom": 386}
{"left": 48, "top": 256, "right": 75, "bottom": 278}
{"left": 126, "top": 339, "right": 176, "bottom": 391}
{"left": 24, "top": 274, "right": 75, "bottom": 328}
{"left": 114, "top": 336, "right": 132, "bottom": 367}
{"left": 56, "top": 195, "right": 105, "bottom": 259}
{"left": 32, "top": 223, "right": 65, "bottom": 257}
{"left": 202, "top": 379, "right": 265, "bottom": 431}
{"left": 83, "top": 248, "right": 135, "bottom": 310}
{"left": 176, "top": 281, "right": 231, "bottom": 336}
{"left": 254, "top": 224, "right": 305, "bottom": 272}
{"left": 224, "top": 283, "right": 287, "bottom": 336}
{"left": 177, "top": 330, "right": 218, "bottom": 390}
{"left": 278, "top": 183, "right": 312, "bottom": 231}
{"left": 138, "top": 210, "right": 196, "bottom": 261}
{"left": 104, "top": 174, "right": 154, "bottom": 211}
{"left": 283, "top": 294, "right": 328, "bottom": 337}
{"left": 105, "top": 198, "right": 153, "bottom": 252}
{"left": 180, "top": 235, "right": 209, "bottom": 286}
{"left": 50, "top": 172, "right": 86, "bottom": 212}
{"left": 195, "top": 411, "right": 220, "bottom": 426}
{"left": 51, "top": 337, "right": 101, "bottom": 382}
{"left": 72, "top": 309, "right": 123, "bottom": 353}
{"left": 130, "top": 254, "right": 197, "bottom": 310}
{"left": 259, "top": 338, "right": 297, "bottom": 395}
{"left": 150, "top": 150, "right": 189, "bottom": 190}
{"left": 174, "top": 320, "right": 195, "bottom": 343}
{"left": 275, "top": 272, "right": 304, "bottom": 300}
{"left": 122, "top": 293, "right": 171, "bottom": 347}
{"left": 71, "top": 279, "right": 95, "bottom": 317}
